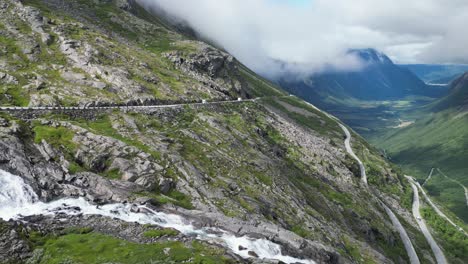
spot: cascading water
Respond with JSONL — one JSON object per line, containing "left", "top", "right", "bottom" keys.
{"left": 0, "top": 170, "right": 314, "bottom": 264}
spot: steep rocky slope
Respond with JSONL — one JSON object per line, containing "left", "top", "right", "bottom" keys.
{"left": 0, "top": 0, "right": 451, "bottom": 263}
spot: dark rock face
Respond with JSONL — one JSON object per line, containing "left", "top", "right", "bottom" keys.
{"left": 0, "top": 221, "right": 32, "bottom": 262}
{"left": 165, "top": 46, "right": 246, "bottom": 97}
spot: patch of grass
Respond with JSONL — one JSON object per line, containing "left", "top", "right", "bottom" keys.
{"left": 340, "top": 237, "right": 377, "bottom": 264}
{"left": 0, "top": 85, "right": 30, "bottom": 106}
{"left": 77, "top": 115, "right": 162, "bottom": 160}
{"left": 102, "top": 168, "right": 121, "bottom": 180}
{"left": 137, "top": 190, "right": 194, "bottom": 210}
{"left": 291, "top": 225, "right": 312, "bottom": 238}
{"left": 143, "top": 228, "right": 179, "bottom": 238}
{"left": 36, "top": 232, "right": 233, "bottom": 264}
{"left": 375, "top": 110, "right": 468, "bottom": 221}
{"left": 342, "top": 237, "right": 362, "bottom": 261}
{"left": 321, "top": 189, "right": 353, "bottom": 206}
{"left": 237, "top": 197, "right": 255, "bottom": 213}
{"left": 238, "top": 64, "right": 284, "bottom": 97}
{"left": 165, "top": 190, "right": 194, "bottom": 209}
{"left": 62, "top": 227, "right": 94, "bottom": 235}
{"left": 253, "top": 171, "right": 273, "bottom": 186}
{"left": 421, "top": 206, "right": 468, "bottom": 263}
{"left": 33, "top": 125, "right": 77, "bottom": 153}
{"left": 263, "top": 97, "right": 341, "bottom": 138}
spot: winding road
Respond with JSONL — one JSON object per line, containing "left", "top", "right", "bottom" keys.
{"left": 0, "top": 98, "right": 258, "bottom": 111}
{"left": 408, "top": 175, "right": 468, "bottom": 236}
{"left": 408, "top": 180, "right": 447, "bottom": 264}
{"left": 339, "top": 124, "right": 367, "bottom": 185}
{"left": 380, "top": 203, "right": 421, "bottom": 264}
{"left": 338, "top": 124, "right": 420, "bottom": 264}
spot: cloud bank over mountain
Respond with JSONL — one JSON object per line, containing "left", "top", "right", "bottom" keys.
{"left": 138, "top": 0, "right": 468, "bottom": 76}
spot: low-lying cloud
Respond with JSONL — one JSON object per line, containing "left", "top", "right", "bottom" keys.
{"left": 137, "top": 0, "right": 468, "bottom": 77}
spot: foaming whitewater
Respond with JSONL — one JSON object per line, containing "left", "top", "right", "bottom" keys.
{"left": 0, "top": 170, "right": 314, "bottom": 264}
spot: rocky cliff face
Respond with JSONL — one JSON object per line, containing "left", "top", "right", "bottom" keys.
{"left": 0, "top": 1, "right": 437, "bottom": 263}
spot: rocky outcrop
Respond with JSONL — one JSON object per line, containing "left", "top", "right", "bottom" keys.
{"left": 0, "top": 72, "right": 18, "bottom": 85}
{"left": 165, "top": 45, "right": 245, "bottom": 97}
{"left": 15, "top": 1, "right": 53, "bottom": 44}
{"left": 0, "top": 0, "right": 248, "bottom": 107}
{"left": 0, "top": 221, "right": 32, "bottom": 263}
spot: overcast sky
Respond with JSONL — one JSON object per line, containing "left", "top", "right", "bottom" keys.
{"left": 138, "top": 0, "right": 468, "bottom": 76}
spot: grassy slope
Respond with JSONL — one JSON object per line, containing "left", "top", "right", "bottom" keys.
{"left": 31, "top": 231, "right": 231, "bottom": 264}
{"left": 374, "top": 108, "right": 468, "bottom": 221}
{"left": 374, "top": 101, "right": 468, "bottom": 223}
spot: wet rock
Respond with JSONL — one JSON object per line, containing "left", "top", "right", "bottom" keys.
{"left": 248, "top": 251, "right": 259, "bottom": 258}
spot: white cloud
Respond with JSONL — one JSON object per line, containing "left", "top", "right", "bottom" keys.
{"left": 137, "top": 0, "right": 468, "bottom": 76}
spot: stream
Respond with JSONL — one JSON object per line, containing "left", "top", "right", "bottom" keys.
{"left": 0, "top": 169, "right": 313, "bottom": 264}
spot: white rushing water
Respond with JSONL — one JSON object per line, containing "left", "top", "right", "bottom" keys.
{"left": 0, "top": 170, "right": 314, "bottom": 264}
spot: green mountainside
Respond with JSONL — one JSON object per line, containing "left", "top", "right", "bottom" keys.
{"left": 0, "top": 1, "right": 466, "bottom": 263}
{"left": 374, "top": 73, "right": 468, "bottom": 222}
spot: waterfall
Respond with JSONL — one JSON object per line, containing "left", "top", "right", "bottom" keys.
{"left": 0, "top": 171, "right": 39, "bottom": 220}
{"left": 0, "top": 170, "right": 314, "bottom": 264}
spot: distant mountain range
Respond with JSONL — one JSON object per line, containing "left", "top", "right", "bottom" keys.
{"left": 274, "top": 48, "right": 448, "bottom": 135}
{"left": 278, "top": 49, "right": 446, "bottom": 109}
{"left": 401, "top": 64, "right": 468, "bottom": 84}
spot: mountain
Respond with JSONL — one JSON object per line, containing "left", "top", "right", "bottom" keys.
{"left": 0, "top": 1, "right": 466, "bottom": 263}
{"left": 401, "top": 64, "right": 468, "bottom": 84}
{"left": 374, "top": 72, "right": 468, "bottom": 222}
{"left": 280, "top": 49, "right": 443, "bottom": 103}
{"left": 431, "top": 72, "right": 468, "bottom": 111}
{"left": 277, "top": 49, "right": 448, "bottom": 136}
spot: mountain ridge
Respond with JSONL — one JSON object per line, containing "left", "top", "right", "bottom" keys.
{"left": 430, "top": 72, "right": 468, "bottom": 112}
{"left": 0, "top": 1, "right": 465, "bottom": 263}
{"left": 278, "top": 48, "right": 440, "bottom": 104}
{"left": 401, "top": 64, "right": 468, "bottom": 83}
